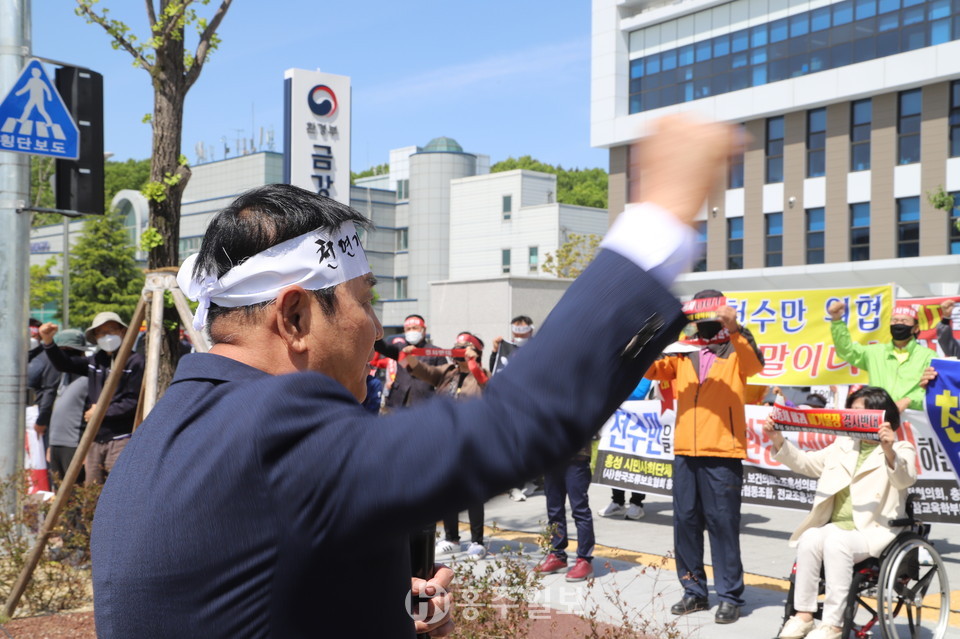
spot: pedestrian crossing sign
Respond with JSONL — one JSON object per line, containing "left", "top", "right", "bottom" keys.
{"left": 0, "top": 59, "right": 79, "bottom": 160}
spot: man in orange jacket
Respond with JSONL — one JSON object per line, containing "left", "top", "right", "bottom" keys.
{"left": 645, "top": 289, "right": 764, "bottom": 624}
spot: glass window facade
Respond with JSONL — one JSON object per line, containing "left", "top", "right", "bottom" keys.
{"left": 766, "top": 212, "right": 784, "bottom": 266}
{"left": 807, "top": 108, "right": 827, "bottom": 177}
{"left": 528, "top": 246, "right": 538, "bottom": 272}
{"left": 728, "top": 217, "right": 744, "bottom": 269}
{"left": 395, "top": 277, "right": 408, "bottom": 299}
{"left": 897, "top": 196, "right": 921, "bottom": 256}
{"left": 898, "top": 89, "right": 922, "bottom": 164}
{"left": 628, "top": 0, "right": 959, "bottom": 114}
{"left": 851, "top": 99, "right": 872, "bottom": 170}
{"left": 806, "top": 208, "right": 825, "bottom": 264}
{"left": 951, "top": 81, "right": 960, "bottom": 157}
{"left": 694, "top": 222, "right": 708, "bottom": 272}
{"left": 851, "top": 202, "right": 871, "bottom": 260}
{"left": 950, "top": 191, "right": 960, "bottom": 254}
{"left": 501, "top": 248, "right": 511, "bottom": 274}
{"left": 728, "top": 152, "right": 745, "bottom": 188}
{"left": 502, "top": 195, "right": 512, "bottom": 220}
{"left": 766, "top": 116, "right": 785, "bottom": 183}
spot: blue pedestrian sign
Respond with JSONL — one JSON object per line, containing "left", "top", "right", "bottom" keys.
{"left": 0, "top": 59, "right": 79, "bottom": 160}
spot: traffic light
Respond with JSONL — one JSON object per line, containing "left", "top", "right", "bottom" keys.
{"left": 55, "top": 66, "right": 104, "bottom": 215}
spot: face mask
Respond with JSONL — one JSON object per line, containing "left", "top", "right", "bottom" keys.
{"left": 404, "top": 331, "right": 424, "bottom": 345}
{"left": 513, "top": 337, "right": 529, "bottom": 346}
{"left": 97, "top": 334, "right": 122, "bottom": 353}
{"left": 28, "top": 337, "right": 39, "bottom": 350}
{"left": 890, "top": 324, "right": 914, "bottom": 341}
{"left": 697, "top": 321, "right": 722, "bottom": 339}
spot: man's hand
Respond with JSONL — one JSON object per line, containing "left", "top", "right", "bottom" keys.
{"left": 828, "top": 301, "right": 846, "bottom": 321}
{"left": 492, "top": 336, "right": 503, "bottom": 354}
{"left": 716, "top": 306, "right": 739, "bottom": 334}
{"left": 34, "top": 423, "right": 47, "bottom": 437}
{"left": 631, "top": 114, "right": 743, "bottom": 226}
{"left": 38, "top": 322, "right": 58, "bottom": 345}
{"left": 84, "top": 404, "right": 97, "bottom": 422}
{"left": 941, "top": 299, "right": 956, "bottom": 320}
{"left": 894, "top": 397, "right": 911, "bottom": 414}
{"left": 411, "top": 564, "right": 455, "bottom": 637}
{"left": 402, "top": 345, "right": 415, "bottom": 355}
{"left": 920, "top": 366, "right": 938, "bottom": 389}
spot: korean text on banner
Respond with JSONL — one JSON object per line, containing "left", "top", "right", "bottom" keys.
{"left": 723, "top": 285, "right": 893, "bottom": 385}
{"left": 924, "top": 358, "right": 960, "bottom": 484}
{"left": 902, "top": 295, "right": 960, "bottom": 354}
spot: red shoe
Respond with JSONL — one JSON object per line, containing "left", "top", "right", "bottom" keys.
{"left": 534, "top": 553, "right": 567, "bottom": 574}
{"left": 565, "top": 558, "right": 593, "bottom": 582}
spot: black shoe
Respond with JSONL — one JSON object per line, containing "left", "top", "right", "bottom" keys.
{"left": 670, "top": 595, "right": 709, "bottom": 616}
{"left": 715, "top": 601, "right": 741, "bottom": 624}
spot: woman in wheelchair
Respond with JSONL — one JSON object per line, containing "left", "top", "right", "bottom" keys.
{"left": 763, "top": 386, "right": 917, "bottom": 639}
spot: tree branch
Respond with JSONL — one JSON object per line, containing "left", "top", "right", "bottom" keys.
{"left": 77, "top": 3, "right": 154, "bottom": 73}
{"left": 184, "top": 0, "right": 232, "bottom": 90}
{"left": 145, "top": 0, "right": 157, "bottom": 28}
{"left": 157, "top": 0, "right": 195, "bottom": 42}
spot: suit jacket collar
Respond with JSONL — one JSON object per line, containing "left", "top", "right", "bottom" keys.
{"left": 172, "top": 353, "right": 271, "bottom": 385}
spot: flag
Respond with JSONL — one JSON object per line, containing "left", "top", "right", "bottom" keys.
{"left": 925, "top": 358, "right": 960, "bottom": 483}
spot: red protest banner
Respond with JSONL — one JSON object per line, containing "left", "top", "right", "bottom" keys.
{"left": 901, "top": 296, "right": 960, "bottom": 352}
{"left": 681, "top": 297, "right": 726, "bottom": 321}
{"left": 408, "top": 348, "right": 466, "bottom": 358}
{"left": 771, "top": 404, "right": 884, "bottom": 440}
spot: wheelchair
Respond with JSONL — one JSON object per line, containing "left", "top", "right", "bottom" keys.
{"left": 780, "top": 496, "right": 951, "bottom": 639}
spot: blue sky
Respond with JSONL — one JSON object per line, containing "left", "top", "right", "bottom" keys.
{"left": 32, "top": 0, "right": 606, "bottom": 172}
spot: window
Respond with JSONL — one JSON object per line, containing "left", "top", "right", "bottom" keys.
{"left": 951, "top": 81, "right": 960, "bottom": 157}
{"left": 694, "top": 222, "right": 708, "bottom": 272}
{"left": 178, "top": 236, "right": 202, "bottom": 259}
{"left": 766, "top": 116, "right": 784, "bottom": 183}
{"left": 807, "top": 108, "right": 827, "bottom": 177}
{"left": 501, "top": 249, "right": 511, "bottom": 274}
{"left": 765, "top": 212, "right": 784, "bottom": 266}
{"left": 851, "top": 99, "right": 872, "bottom": 170}
{"left": 528, "top": 246, "right": 539, "bottom": 273}
{"left": 898, "top": 89, "right": 921, "bottom": 164}
{"left": 806, "top": 208, "right": 825, "bottom": 264}
{"left": 897, "top": 197, "right": 920, "bottom": 257}
{"left": 395, "top": 277, "right": 408, "bottom": 299}
{"left": 850, "top": 203, "right": 870, "bottom": 260}
{"left": 396, "top": 228, "right": 408, "bottom": 251}
{"left": 396, "top": 179, "right": 409, "bottom": 200}
{"left": 728, "top": 152, "right": 744, "bottom": 188}
{"left": 728, "top": 217, "right": 744, "bottom": 269}
{"left": 502, "top": 195, "right": 513, "bottom": 220}
{"left": 950, "top": 192, "right": 960, "bottom": 255}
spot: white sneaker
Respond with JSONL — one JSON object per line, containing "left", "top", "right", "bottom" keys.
{"left": 805, "top": 626, "right": 841, "bottom": 639}
{"left": 465, "top": 542, "right": 487, "bottom": 560}
{"left": 522, "top": 481, "right": 539, "bottom": 496}
{"left": 435, "top": 539, "right": 461, "bottom": 554}
{"left": 625, "top": 503, "right": 645, "bottom": 520}
{"left": 598, "top": 501, "right": 627, "bottom": 518}
{"left": 509, "top": 488, "right": 527, "bottom": 502}
{"left": 778, "top": 616, "right": 815, "bottom": 639}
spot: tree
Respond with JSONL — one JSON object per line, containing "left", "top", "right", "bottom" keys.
{"left": 491, "top": 156, "right": 608, "bottom": 209}
{"left": 351, "top": 163, "right": 389, "bottom": 184}
{"left": 76, "top": 0, "right": 233, "bottom": 391}
{"left": 105, "top": 158, "right": 152, "bottom": 204}
{"left": 68, "top": 208, "right": 144, "bottom": 331}
{"left": 540, "top": 233, "right": 602, "bottom": 279}
{"left": 29, "top": 257, "right": 63, "bottom": 316}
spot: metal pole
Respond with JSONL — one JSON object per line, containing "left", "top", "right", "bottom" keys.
{"left": 61, "top": 216, "right": 69, "bottom": 327}
{"left": 0, "top": 0, "right": 31, "bottom": 508}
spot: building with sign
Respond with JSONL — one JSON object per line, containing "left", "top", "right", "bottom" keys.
{"left": 592, "top": 0, "right": 960, "bottom": 299}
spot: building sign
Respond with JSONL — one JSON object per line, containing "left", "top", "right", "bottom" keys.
{"left": 283, "top": 69, "right": 351, "bottom": 205}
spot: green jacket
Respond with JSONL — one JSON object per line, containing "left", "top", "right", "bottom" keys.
{"left": 830, "top": 320, "right": 934, "bottom": 410}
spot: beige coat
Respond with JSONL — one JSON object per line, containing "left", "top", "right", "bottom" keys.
{"left": 774, "top": 437, "right": 917, "bottom": 557}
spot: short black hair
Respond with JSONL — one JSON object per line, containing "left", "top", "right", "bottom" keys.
{"left": 511, "top": 315, "right": 533, "bottom": 325}
{"left": 846, "top": 385, "right": 901, "bottom": 431}
{"left": 803, "top": 393, "right": 828, "bottom": 409}
{"left": 192, "top": 184, "right": 372, "bottom": 340}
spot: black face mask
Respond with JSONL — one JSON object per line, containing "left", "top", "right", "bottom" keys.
{"left": 697, "top": 321, "right": 723, "bottom": 339}
{"left": 890, "top": 324, "right": 914, "bottom": 341}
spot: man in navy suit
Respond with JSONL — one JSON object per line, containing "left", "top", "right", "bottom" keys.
{"left": 91, "top": 115, "right": 739, "bottom": 638}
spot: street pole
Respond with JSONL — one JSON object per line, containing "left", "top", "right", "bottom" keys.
{"left": 0, "top": 0, "right": 31, "bottom": 505}
{"left": 62, "top": 216, "right": 69, "bottom": 327}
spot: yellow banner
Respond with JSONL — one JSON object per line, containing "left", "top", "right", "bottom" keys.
{"left": 723, "top": 285, "right": 893, "bottom": 385}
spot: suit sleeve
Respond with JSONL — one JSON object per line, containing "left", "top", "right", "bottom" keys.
{"left": 773, "top": 438, "right": 838, "bottom": 478}
{"left": 266, "top": 249, "right": 689, "bottom": 543}
{"left": 886, "top": 441, "right": 918, "bottom": 490}
{"left": 938, "top": 319, "right": 960, "bottom": 358}
{"left": 830, "top": 320, "right": 868, "bottom": 369}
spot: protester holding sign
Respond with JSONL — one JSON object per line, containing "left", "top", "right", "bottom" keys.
{"left": 375, "top": 314, "right": 446, "bottom": 410}
{"left": 765, "top": 386, "right": 916, "bottom": 639}
{"left": 938, "top": 299, "right": 960, "bottom": 358}
{"left": 644, "top": 289, "right": 764, "bottom": 624}
{"left": 829, "top": 301, "right": 934, "bottom": 412}
{"left": 489, "top": 315, "right": 534, "bottom": 372}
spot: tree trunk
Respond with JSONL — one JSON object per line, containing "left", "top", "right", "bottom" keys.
{"left": 147, "top": 25, "right": 192, "bottom": 397}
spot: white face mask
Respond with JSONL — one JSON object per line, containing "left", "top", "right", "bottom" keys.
{"left": 28, "top": 337, "right": 39, "bottom": 350}
{"left": 404, "top": 331, "right": 424, "bottom": 345}
{"left": 97, "top": 334, "right": 122, "bottom": 353}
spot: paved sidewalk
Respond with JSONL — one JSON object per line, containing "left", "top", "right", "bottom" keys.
{"left": 444, "top": 483, "right": 960, "bottom": 638}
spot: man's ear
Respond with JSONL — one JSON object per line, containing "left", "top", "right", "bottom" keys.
{"left": 275, "top": 286, "right": 313, "bottom": 353}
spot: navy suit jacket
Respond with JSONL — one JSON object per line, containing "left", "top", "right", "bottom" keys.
{"left": 91, "top": 249, "right": 686, "bottom": 638}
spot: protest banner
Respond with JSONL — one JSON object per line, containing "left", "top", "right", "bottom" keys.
{"left": 901, "top": 295, "right": 960, "bottom": 354}
{"left": 681, "top": 296, "right": 726, "bottom": 321}
{"left": 406, "top": 347, "right": 466, "bottom": 359}
{"left": 720, "top": 285, "right": 893, "bottom": 385}
{"left": 491, "top": 341, "right": 519, "bottom": 375}
{"left": 925, "top": 358, "right": 960, "bottom": 484}
{"left": 593, "top": 400, "right": 960, "bottom": 523}
{"left": 770, "top": 404, "right": 883, "bottom": 441}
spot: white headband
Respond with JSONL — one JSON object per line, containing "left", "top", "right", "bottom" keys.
{"left": 177, "top": 222, "right": 371, "bottom": 331}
